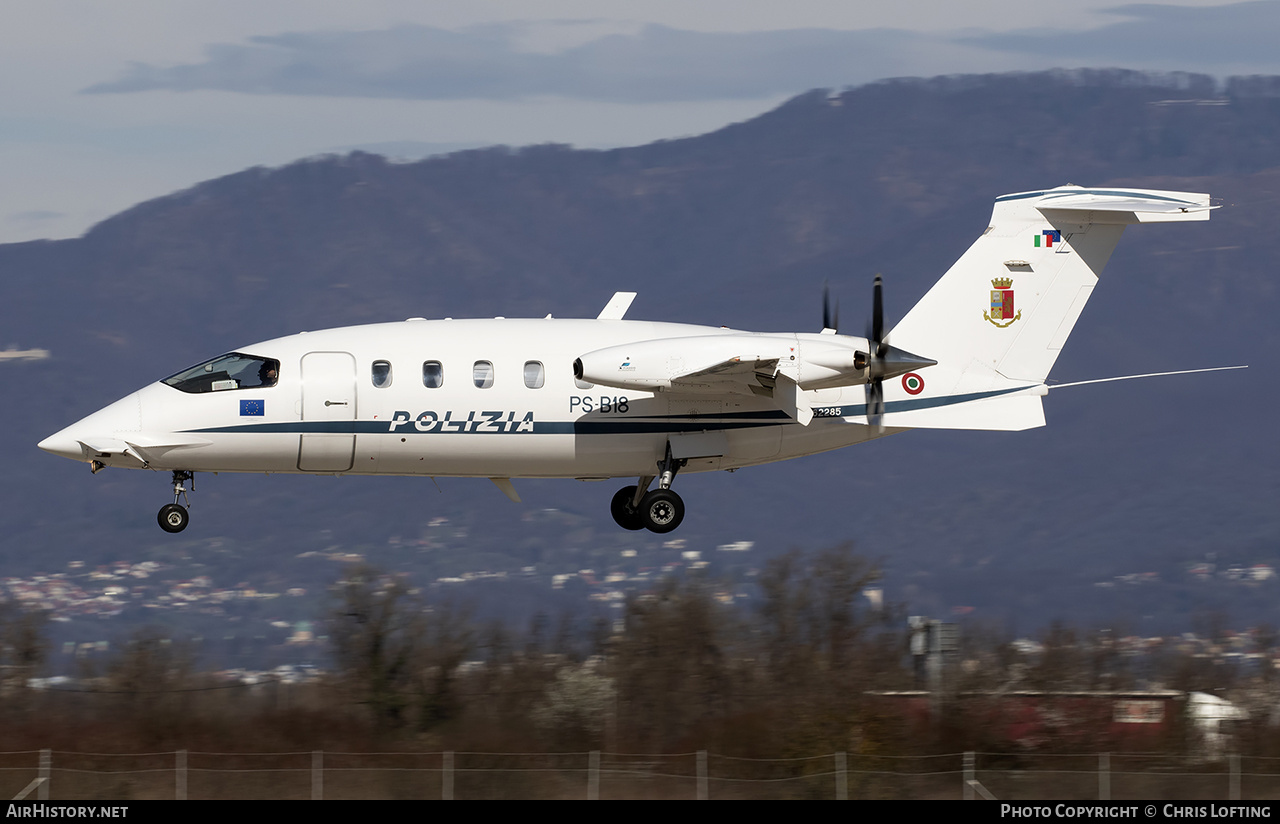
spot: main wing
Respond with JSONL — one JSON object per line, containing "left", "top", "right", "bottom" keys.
{"left": 669, "top": 355, "right": 780, "bottom": 393}
{"left": 576, "top": 336, "right": 785, "bottom": 396}
{"left": 576, "top": 334, "right": 875, "bottom": 425}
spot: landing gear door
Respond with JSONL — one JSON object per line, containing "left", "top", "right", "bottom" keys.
{"left": 298, "top": 351, "right": 356, "bottom": 472}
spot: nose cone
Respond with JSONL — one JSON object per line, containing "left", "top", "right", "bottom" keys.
{"left": 38, "top": 429, "right": 87, "bottom": 461}
{"left": 39, "top": 391, "right": 144, "bottom": 464}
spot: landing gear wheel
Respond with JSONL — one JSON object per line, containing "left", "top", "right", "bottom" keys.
{"left": 640, "top": 488, "right": 684, "bottom": 534}
{"left": 610, "top": 486, "right": 645, "bottom": 531}
{"left": 158, "top": 503, "right": 189, "bottom": 534}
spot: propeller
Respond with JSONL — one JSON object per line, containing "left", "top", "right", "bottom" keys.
{"left": 819, "top": 276, "right": 936, "bottom": 432}
{"left": 860, "top": 273, "right": 937, "bottom": 432}
{"left": 865, "top": 274, "right": 886, "bottom": 431}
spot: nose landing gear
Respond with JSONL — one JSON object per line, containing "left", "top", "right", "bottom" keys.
{"left": 157, "top": 470, "right": 193, "bottom": 533}
{"left": 610, "top": 444, "right": 687, "bottom": 533}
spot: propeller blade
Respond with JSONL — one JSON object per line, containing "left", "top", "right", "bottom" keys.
{"left": 865, "top": 273, "right": 887, "bottom": 432}
{"left": 822, "top": 281, "right": 839, "bottom": 332}
{"left": 871, "top": 273, "right": 884, "bottom": 353}
{"left": 866, "top": 378, "right": 884, "bottom": 432}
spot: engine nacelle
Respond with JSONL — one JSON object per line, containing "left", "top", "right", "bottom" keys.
{"left": 575, "top": 332, "right": 889, "bottom": 393}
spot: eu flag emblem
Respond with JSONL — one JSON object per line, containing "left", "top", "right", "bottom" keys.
{"left": 240, "top": 399, "right": 265, "bottom": 417}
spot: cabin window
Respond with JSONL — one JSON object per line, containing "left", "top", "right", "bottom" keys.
{"left": 523, "top": 361, "right": 545, "bottom": 389}
{"left": 473, "top": 360, "right": 494, "bottom": 389}
{"left": 371, "top": 360, "right": 392, "bottom": 388}
{"left": 423, "top": 361, "right": 444, "bottom": 389}
{"left": 163, "top": 353, "right": 279, "bottom": 394}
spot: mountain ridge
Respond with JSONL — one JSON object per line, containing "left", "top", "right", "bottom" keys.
{"left": 3, "top": 69, "right": 1275, "bottom": 655}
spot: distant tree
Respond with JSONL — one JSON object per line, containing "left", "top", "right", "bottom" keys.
{"left": 0, "top": 602, "right": 48, "bottom": 705}
{"left": 1025, "top": 621, "right": 1084, "bottom": 691}
{"left": 67, "top": 626, "right": 205, "bottom": 743}
{"left": 753, "top": 544, "right": 913, "bottom": 762}
{"left": 532, "top": 662, "right": 616, "bottom": 750}
{"left": 758, "top": 543, "right": 892, "bottom": 688}
{"left": 103, "top": 627, "right": 195, "bottom": 696}
{"left": 608, "top": 574, "right": 739, "bottom": 750}
{"left": 413, "top": 599, "right": 473, "bottom": 732}
{"left": 326, "top": 566, "right": 473, "bottom": 732}
{"left": 327, "top": 566, "right": 422, "bottom": 728}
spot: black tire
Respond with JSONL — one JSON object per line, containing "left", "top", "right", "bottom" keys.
{"left": 640, "top": 488, "right": 684, "bottom": 534}
{"left": 158, "top": 503, "right": 189, "bottom": 533}
{"left": 610, "top": 486, "right": 645, "bottom": 531}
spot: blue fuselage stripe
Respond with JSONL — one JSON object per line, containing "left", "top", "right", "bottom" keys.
{"left": 181, "top": 387, "right": 1028, "bottom": 436}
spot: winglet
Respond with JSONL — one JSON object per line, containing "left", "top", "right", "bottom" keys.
{"left": 597, "top": 292, "right": 637, "bottom": 320}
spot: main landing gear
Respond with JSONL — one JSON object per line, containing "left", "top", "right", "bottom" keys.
{"left": 157, "top": 470, "right": 193, "bottom": 533}
{"left": 610, "top": 444, "right": 687, "bottom": 534}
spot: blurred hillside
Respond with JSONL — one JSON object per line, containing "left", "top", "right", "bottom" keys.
{"left": 2, "top": 69, "right": 1277, "bottom": 661}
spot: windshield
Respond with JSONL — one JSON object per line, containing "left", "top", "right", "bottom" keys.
{"left": 162, "top": 352, "right": 280, "bottom": 394}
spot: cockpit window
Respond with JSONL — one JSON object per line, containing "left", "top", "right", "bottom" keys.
{"left": 163, "top": 353, "right": 280, "bottom": 394}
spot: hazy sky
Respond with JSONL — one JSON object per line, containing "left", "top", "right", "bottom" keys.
{"left": 2, "top": 0, "right": 1274, "bottom": 243}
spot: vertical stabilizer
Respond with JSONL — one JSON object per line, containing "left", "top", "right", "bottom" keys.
{"left": 890, "top": 185, "right": 1211, "bottom": 387}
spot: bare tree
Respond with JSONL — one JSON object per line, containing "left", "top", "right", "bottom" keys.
{"left": 328, "top": 566, "right": 423, "bottom": 728}
{"left": 608, "top": 574, "right": 739, "bottom": 749}
{"left": 758, "top": 543, "right": 889, "bottom": 687}
{"left": 0, "top": 601, "right": 48, "bottom": 714}
{"left": 327, "top": 566, "right": 473, "bottom": 731}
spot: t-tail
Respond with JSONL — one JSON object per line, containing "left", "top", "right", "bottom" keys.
{"left": 882, "top": 185, "right": 1213, "bottom": 431}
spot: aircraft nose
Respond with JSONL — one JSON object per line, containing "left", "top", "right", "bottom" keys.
{"left": 38, "top": 428, "right": 86, "bottom": 461}
{"left": 39, "top": 390, "right": 144, "bottom": 464}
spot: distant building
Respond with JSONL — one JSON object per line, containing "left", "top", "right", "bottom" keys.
{"left": 870, "top": 690, "right": 1185, "bottom": 749}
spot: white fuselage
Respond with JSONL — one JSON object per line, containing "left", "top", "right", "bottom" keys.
{"left": 42, "top": 318, "right": 884, "bottom": 480}
{"left": 37, "top": 185, "right": 1218, "bottom": 535}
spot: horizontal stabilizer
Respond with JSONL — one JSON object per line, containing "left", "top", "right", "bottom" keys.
{"left": 1034, "top": 188, "right": 1214, "bottom": 223}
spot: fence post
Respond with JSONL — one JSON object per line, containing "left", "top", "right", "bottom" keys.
{"left": 964, "top": 751, "right": 974, "bottom": 800}
{"left": 1100, "top": 752, "right": 1109, "bottom": 801}
{"left": 39, "top": 749, "right": 50, "bottom": 801}
{"left": 1230, "top": 753, "right": 1240, "bottom": 801}
{"left": 176, "top": 750, "right": 186, "bottom": 800}
{"left": 697, "top": 750, "right": 707, "bottom": 800}
{"left": 312, "top": 751, "right": 323, "bottom": 800}
{"left": 443, "top": 751, "right": 454, "bottom": 800}
{"left": 835, "top": 752, "right": 847, "bottom": 800}
{"left": 588, "top": 750, "right": 600, "bottom": 800}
